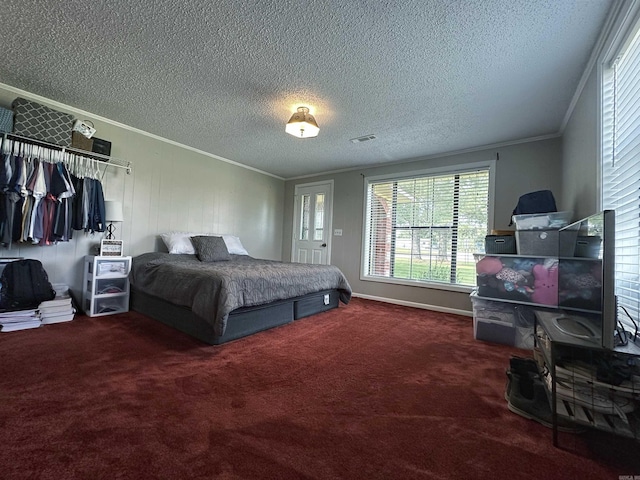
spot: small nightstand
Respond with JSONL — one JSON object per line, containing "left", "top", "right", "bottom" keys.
{"left": 82, "top": 255, "right": 132, "bottom": 317}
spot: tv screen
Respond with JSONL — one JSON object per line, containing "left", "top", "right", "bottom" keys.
{"left": 557, "top": 210, "right": 616, "bottom": 349}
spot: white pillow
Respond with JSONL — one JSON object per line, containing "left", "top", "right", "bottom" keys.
{"left": 160, "top": 231, "right": 198, "bottom": 254}
{"left": 221, "top": 234, "right": 249, "bottom": 255}
{"left": 160, "top": 232, "right": 249, "bottom": 255}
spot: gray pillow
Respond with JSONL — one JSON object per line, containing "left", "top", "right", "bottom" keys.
{"left": 190, "top": 236, "right": 230, "bottom": 262}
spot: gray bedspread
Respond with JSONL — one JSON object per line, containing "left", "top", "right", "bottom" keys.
{"left": 129, "top": 252, "right": 352, "bottom": 336}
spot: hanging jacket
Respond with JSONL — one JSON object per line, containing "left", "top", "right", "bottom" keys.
{"left": 87, "top": 178, "right": 105, "bottom": 233}
{"left": 70, "top": 174, "right": 84, "bottom": 231}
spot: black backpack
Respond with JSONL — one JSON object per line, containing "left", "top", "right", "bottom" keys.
{"left": 0, "top": 259, "right": 56, "bottom": 310}
{"left": 509, "top": 190, "right": 558, "bottom": 225}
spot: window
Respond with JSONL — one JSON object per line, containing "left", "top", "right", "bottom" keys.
{"left": 362, "top": 164, "right": 492, "bottom": 288}
{"left": 299, "top": 194, "right": 310, "bottom": 240}
{"left": 314, "top": 193, "right": 325, "bottom": 241}
{"left": 298, "top": 191, "right": 326, "bottom": 241}
{"left": 601, "top": 9, "right": 640, "bottom": 326}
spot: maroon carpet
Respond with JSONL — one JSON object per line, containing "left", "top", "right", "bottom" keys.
{"left": 0, "top": 297, "right": 637, "bottom": 479}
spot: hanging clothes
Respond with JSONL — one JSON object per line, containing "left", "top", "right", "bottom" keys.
{"left": 1, "top": 152, "right": 22, "bottom": 247}
{"left": 70, "top": 173, "right": 84, "bottom": 231}
{"left": 53, "top": 162, "right": 75, "bottom": 242}
{"left": 86, "top": 178, "right": 106, "bottom": 233}
{"left": 0, "top": 137, "right": 109, "bottom": 247}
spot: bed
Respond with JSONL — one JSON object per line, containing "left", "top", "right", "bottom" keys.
{"left": 129, "top": 251, "right": 352, "bottom": 345}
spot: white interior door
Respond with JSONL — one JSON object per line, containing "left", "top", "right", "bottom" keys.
{"left": 292, "top": 181, "right": 333, "bottom": 264}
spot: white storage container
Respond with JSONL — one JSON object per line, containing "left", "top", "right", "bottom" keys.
{"left": 471, "top": 293, "right": 533, "bottom": 349}
{"left": 512, "top": 211, "right": 572, "bottom": 230}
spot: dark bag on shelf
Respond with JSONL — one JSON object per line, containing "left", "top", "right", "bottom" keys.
{"left": 11, "top": 97, "right": 74, "bottom": 147}
{"left": 509, "top": 190, "right": 557, "bottom": 225}
{"left": 0, "top": 259, "right": 56, "bottom": 310}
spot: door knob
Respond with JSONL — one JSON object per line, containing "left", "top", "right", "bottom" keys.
{"left": 321, "top": 243, "right": 327, "bottom": 247}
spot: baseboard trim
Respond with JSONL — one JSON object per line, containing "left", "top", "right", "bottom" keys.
{"left": 351, "top": 293, "right": 472, "bottom": 317}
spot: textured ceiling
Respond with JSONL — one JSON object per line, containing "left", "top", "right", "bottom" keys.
{"left": 1, "top": 0, "right": 613, "bottom": 179}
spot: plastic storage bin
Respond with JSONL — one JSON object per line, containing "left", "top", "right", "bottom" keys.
{"left": 485, "top": 235, "right": 516, "bottom": 254}
{"left": 94, "top": 259, "right": 128, "bottom": 276}
{"left": 574, "top": 235, "right": 602, "bottom": 258}
{"left": 514, "top": 305, "right": 536, "bottom": 349}
{"left": 515, "top": 229, "right": 577, "bottom": 256}
{"left": 470, "top": 293, "right": 533, "bottom": 349}
{"left": 475, "top": 254, "right": 559, "bottom": 306}
{"left": 512, "top": 211, "right": 572, "bottom": 230}
{"left": 91, "top": 296, "right": 129, "bottom": 315}
{"left": 472, "top": 294, "right": 516, "bottom": 346}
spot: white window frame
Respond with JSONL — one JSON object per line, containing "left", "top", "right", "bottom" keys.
{"left": 360, "top": 160, "right": 495, "bottom": 293}
{"left": 598, "top": 0, "right": 640, "bottom": 328}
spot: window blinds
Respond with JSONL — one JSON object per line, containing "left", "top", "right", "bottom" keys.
{"left": 602, "top": 24, "right": 640, "bottom": 324}
{"left": 364, "top": 168, "right": 489, "bottom": 286}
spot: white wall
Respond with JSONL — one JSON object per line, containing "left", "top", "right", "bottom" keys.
{"left": 0, "top": 84, "right": 285, "bottom": 296}
{"left": 561, "top": 68, "right": 599, "bottom": 216}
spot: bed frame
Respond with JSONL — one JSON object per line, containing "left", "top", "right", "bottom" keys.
{"left": 130, "top": 287, "right": 341, "bottom": 345}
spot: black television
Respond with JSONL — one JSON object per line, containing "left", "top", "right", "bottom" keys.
{"left": 556, "top": 210, "right": 617, "bottom": 349}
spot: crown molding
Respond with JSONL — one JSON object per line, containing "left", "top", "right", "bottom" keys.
{"left": 0, "top": 82, "right": 284, "bottom": 180}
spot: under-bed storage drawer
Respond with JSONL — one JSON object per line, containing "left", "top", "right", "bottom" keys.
{"left": 220, "top": 301, "right": 294, "bottom": 343}
{"left": 294, "top": 290, "right": 339, "bottom": 320}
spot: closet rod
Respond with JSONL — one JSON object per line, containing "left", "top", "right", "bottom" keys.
{"left": 2, "top": 132, "right": 132, "bottom": 174}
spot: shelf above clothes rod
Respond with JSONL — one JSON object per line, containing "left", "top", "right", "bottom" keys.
{"left": 2, "top": 132, "right": 133, "bottom": 174}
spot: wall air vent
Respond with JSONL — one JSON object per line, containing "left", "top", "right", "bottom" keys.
{"left": 350, "top": 134, "right": 377, "bottom": 144}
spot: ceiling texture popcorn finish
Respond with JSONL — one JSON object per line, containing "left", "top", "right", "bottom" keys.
{"left": 1, "top": 0, "right": 613, "bottom": 179}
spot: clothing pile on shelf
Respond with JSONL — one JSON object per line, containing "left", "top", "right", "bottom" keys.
{"left": 0, "top": 138, "right": 107, "bottom": 248}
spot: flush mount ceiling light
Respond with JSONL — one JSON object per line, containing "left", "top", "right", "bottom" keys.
{"left": 285, "top": 106, "right": 320, "bottom": 138}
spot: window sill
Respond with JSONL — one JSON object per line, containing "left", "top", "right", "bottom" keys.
{"left": 360, "top": 275, "right": 475, "bottom": 294}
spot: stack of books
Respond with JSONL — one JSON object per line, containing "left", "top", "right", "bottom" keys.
{"left": 0, "top": 308, "right": 41, "bottom": 332}
{"left": 38, "top": 285, "right": 75, "bottom": 325}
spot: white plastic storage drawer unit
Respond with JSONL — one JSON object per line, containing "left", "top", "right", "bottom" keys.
{"left": 83, "top": 255, "right": 132, "bottom": 317}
